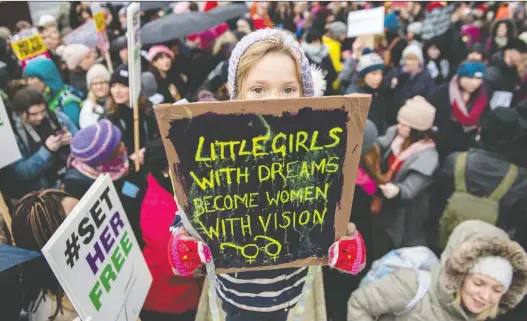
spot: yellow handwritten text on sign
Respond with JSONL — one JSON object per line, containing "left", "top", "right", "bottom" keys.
{"left": 12, "top": 35, "right": 47, "bottom": 62}
{"left": 94, "top": 12, "right": 106, "bottom": 32}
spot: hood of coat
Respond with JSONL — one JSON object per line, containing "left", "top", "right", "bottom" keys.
{"left": 440, "top": 220, "right": 527, "bottom": 315}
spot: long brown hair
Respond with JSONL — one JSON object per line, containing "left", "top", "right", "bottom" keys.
{"left": 12, "top": 190, "right": 73, "bottom": 320}
{"left": 107, "top": 95, "right": 153, "bottom": 115}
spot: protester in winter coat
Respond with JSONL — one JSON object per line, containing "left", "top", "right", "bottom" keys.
{"left": 347, "top": 220, "right": 527, "bottom": 321}
{"left": 486, "top": 38, "right": 527, "bottom": 107}
{"left": 139, "top": 139, "right": 202, "bottom": 321}
{"left": 80, "top": 64, "right": 111, "bottom": 128}
{"left": 62, "top": 119, "right": 145, "bottom": 247}
{"left": 24, "top": 56, "right": 84, "bottom": 127}
{"left": 428, "top": 61, "right": 490, "bottom": 163}
{"left": 346, "top": 49, "right": 389, "bottom": 134}
{"left": 384, "top": 43, "right": 436, "bottom": 125}
{"left": 107, "top": 64, "right": 159, "bottom": 167}
{"left": 168, "top": 29, "right": 366, "bottom": 321}
{"left": 437, "top": 108, "right": 527, "bottom": 251}
{"left": 301, "top": 29, "right": 337, "bottom": 96}
{"left": 9, "top": 87, "right": 77, "bottom": 199}
{"left": 486, "top": 19, "right": 517, "bottom": 57}
{"left": 325, "top": 120, "right": 379, "bottom": 321}
{"left": 323, "top": 21, "right": 347, "bottom": 74}
{"left": 467, "top": 42, "right": 487, "bottom": 62}
{"left": 111, "top": 36, "right": 128, "bottom": 66}
{"left": 364, "top": 96, "right": 438, "bottom": 255}
{"left": 147, "top": 45, "right": 188, "bottom": 103}
{"left": 339, "top": 38, "right": 365, "bottom": 92}
{"left": 11, "top": 189, "right": 80, "bottom": 321}
{"left": 423, "top": 37, "right": 451, "bottom": 85}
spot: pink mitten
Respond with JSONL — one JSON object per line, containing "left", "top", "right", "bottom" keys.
{"left": 328, "top": 231, "right": 366, "bottom": 275}
{"left": 168, "top": 227, "right": 212, "bottom": 276}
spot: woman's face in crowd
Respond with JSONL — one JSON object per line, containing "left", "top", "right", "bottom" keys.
{"left": 364, "top": 70, "right": 383, "bottom": 90}
{"left": 241, "top": 52, "right": 301, "bottom": 100}
{"left": 111, "top": 83, "right": 130, "bottom": 105}
{"left": 404, "top": 57, "right": 420, "bottom": 73}
{"left": 42, "top": 27, "right": 61, "bottom": 51}
{"left": 91, "top": 77, "right": 110, "bottom": 99}
{"left": 152, "top": 53, "right": 172, "bottom": 73}
{"left": 467, "top": 52, "right": 483, "bottom": 61}
{"left": 427, "top": 45, "right": 441, "bottom": 60}
{"left": 461, "top": 274, "right": 505, "bottom": 314}
{"left": 24, "top": 103, "right": 47, "bottom": 126}
{"left": 27, "top": 77, "right": 46, "bottom": 93}
{"left": 397, "top": 123, "right": 411, "bottom": 139}
{"left": 459, "top": 77, "right": 483, "bottom": 93}
{"left": 79, "top": 50, "right": 97, "bottom": 71}
{"left": 497, "top": 23, "right": 508, "bottom": 38}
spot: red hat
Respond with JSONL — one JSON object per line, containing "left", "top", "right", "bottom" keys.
{"left": 476, "top": 4, "right": 489, "bottom": 12}
{"left": 426, "top": 1, "right": 446, "bottom": 12}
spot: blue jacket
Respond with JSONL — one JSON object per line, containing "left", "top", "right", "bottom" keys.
{"left": 10, "top": 111, "right": 78, "bottom": 194}
{"left": 24, "top": 57, "right": 84, "bottom": 127}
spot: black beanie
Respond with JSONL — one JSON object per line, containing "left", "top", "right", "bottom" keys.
{"left": 110, "top": 64, "right": 129, "bottom": 87}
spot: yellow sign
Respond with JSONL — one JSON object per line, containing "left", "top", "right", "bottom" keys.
{"left": 11, "top": 34, "right": 47, "bottom": 62}
{"left": 94, "top": 12, "right": 106, "bottom": 33}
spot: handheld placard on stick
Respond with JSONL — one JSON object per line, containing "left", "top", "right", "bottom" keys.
{"left": 134, "top": 99, "right": 140, "bottom": 171}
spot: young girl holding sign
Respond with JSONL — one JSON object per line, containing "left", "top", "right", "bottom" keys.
{"left": 168, "top": 28, "right": 366, "bottom": 321}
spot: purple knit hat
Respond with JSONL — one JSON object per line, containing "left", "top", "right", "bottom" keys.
{"left": 228, "top": 28, "right": 315, "bottom": 99}
{"left": 71, "top": 119, "right": 122, "bottom": 166}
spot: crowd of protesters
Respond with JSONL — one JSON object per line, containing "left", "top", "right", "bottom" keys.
{"left": 1, "top": 1, "right": 527, "bottom": 321}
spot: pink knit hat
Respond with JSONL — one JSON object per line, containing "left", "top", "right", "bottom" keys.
{"left": 147, "top": 45, "right": 174, "bottom": 62}
{"left": 397, "top": 96, "right": 436, "bottom": 131}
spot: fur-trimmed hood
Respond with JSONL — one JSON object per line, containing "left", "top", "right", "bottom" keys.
{"left": 440, "top": 220, "right": 527, "bottom": 315}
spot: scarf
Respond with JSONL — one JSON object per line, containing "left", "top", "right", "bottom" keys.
{"left": 356, "top": 167, "right": 377, "bottom": 196}
{"left": 390, "top": 135, "right": 436, "bottom": 162}
{"left": 495, "top": 37, "right": 508, "bottom": 48}
{"left": 449, "top": 76, "right": 488, "bottom": 130}
{"left": 69, "top": 152, "right": 129, "bottom": 181}
{"left": 301, "top": 42, "right": 329, "bottom": 64}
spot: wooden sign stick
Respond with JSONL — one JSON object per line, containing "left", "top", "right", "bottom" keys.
{"left": 134, "top": 99, "right": 140, "bottom": 171}
{"left": 104, "top": 51, "right": 114, "bottom": 74}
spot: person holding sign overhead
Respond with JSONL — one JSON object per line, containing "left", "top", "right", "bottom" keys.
{"left": 168, "top": 28, "right": 366, "bottom": 321}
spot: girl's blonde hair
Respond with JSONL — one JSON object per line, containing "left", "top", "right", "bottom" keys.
{"left": 235, "top": 37, "right": 303, "bottom": 100}
{"left": 453, "top": 291, "right": 499, "bottom": 321}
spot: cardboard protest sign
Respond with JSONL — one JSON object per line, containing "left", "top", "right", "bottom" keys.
{"left": 42, "top": 175, "right": 152, "bottom": 320}
{"left": 155, "top": 95, "right": 371, "bottom": 273}
{"left": 347, "top": 6, "right": 385, "bottom": 38}
{"left": 0, "top": 98, "right": 22, "bottom": 169}
{"left": 11, "top": 28, "right": 49, "bottom": 66}
{"left": 421, "top": 4, "right": 455, "bottom": 40}
{"left": 63, "top": 20, "right": 99, "bottom": 48}
{"left": 127, "top": 2, "right": 142, "bottom": 105}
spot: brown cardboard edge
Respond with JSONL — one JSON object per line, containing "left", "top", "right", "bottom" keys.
{"left": 154, "top": 95, "right": 372, "bottom": 272}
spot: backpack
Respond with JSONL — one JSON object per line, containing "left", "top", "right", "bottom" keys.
{"left": 360, "top": 246, "right": 439, "bottom": 315}
{"left": 439, "top": 152, "right": 518, "bottom": 249}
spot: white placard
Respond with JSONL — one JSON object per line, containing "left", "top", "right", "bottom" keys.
{"left": 347, "top": 7, "right": 385, "bottom": 38}
{"left": 42, "top": 175, "right": 152, "bottom": 321}
{"left": 0, "top": 99, "right": 22, "bottom": 169}
{"left": 91, "top": 3, "right": 110, "bottom": 55}
{"left": 490, "top": 91, "right": 514, "bottom": 110}
{"left": 126, "top": 2, "right": 142, "bottom": 106}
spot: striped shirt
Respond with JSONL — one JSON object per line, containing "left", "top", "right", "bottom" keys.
{"left": 217, "top": 267, "right": 308, "bottom": 312}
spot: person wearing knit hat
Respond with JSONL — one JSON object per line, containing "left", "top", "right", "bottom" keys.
{"left": 467, "top": 42, "right": 486, "bottom": 61}
{"left": 384, "top": 11, "right": 400, "bottom": 33}
{"left": 169, "top": 28, "right": 366, "bottom": 321}
{"left": 323, "top": 21, "right": 348, "bottom": 74}
{"left": 370, "top": 95, "right": 438, "bottom": 243}
{"left": 80, "top": 64, "right": 111, "bottom": 128}
{"left": 56, "top": 43, "right": 97, "bottom": 95}
{"left": 37, "top": 14, "right": 57, "bottom": 28}
{"left": 0, "top": 27, "right": 11, "bottom": 41}
{"left": 107, "top": 64, "right": 159, "bottom": 167}
{"left": 428, "top": 60, "right": 489, "bottom": 162}
{"left": 346, "top": 48, "right": 388, "bottom": 132}
{"left": 348, "top": 220, "right": 527, "bottom": 321}
{"left": 147, "top": 45, "right": 187, "bottom": 103}
{"left": 384, "top": 42, "right": 435, "bottom": 125}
